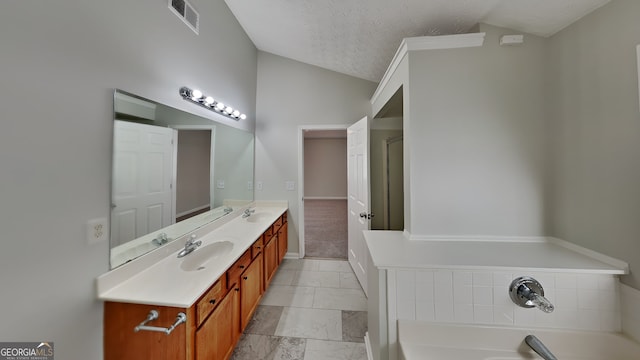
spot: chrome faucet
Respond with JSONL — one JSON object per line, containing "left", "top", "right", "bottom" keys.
{"left": 223, "top": 206, "right": 233, "bottom": 215}
{"left": 525, "top": 335, "right": 558, "bottom": 360}
{"left": 177, "top": 234, "right": 201, "bottom": 258}
{"left": 151, "top": 233, "right": 169, "bottom": 246}
{"left": 509, "top": 277, "right": 555, "bottom": 313}
{"left": 242, "top": 208, "right": 255, "bottom": 218}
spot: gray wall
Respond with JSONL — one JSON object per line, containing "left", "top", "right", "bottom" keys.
{"left": 176, "top": 130, "right": 211, "bottom": 215}
{"left": 0, "top": 0, "right": 256, "bottom": 359}
{"left": 547, "top": 0, "right": 640, "bottom": 289}
{"left": 304, "top": 138, "right": 348, "bottom": 198}
{"left": 406, "top": 24, "right": 549, "bottom": 237}
{"left": 255, "top": 52, "right": 377, "bottom": 255}
{"left": 212, "top": 124, "right": 255, "bottom": 207}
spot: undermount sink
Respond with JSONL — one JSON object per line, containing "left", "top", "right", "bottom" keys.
{"left": 180, "top": 241, "right": 234, "bottom": 272}
{"left": 244, "top": 211, "right": 274, "bottom": 223}
{"left": 398, "top": 321, "right": 640, "bottom": 360}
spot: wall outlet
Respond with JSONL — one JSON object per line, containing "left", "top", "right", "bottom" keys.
{"left": 256, "top": 181, "right": 263, "bottom": 191}
{"left": 216, "top": 180, "right": 225, "bottom": 189}
{"left": 285, "top": 181, "right": 295, "bottom": 191}
{"left": 87, "top": 218, "right": 108, "bottom": 245}
{"left": 247, "top": 181, "right": 253, "bottom": 190}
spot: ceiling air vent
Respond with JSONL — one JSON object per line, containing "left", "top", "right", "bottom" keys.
{"left": 169, "top": 0, "right": 199, "bottom": 35}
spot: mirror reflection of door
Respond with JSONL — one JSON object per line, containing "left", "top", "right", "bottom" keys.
{"left": 175, "top": 129, "right": 213, "bottom": 222}
{"left": 110, "top": 89, "right": 255, "bottom": 269}
{"left": 111, "top": 120, "right": 176, "bottom": 247}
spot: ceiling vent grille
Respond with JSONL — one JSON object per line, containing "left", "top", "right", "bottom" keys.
{"left": 169, "top": 0, "right": 199, "bottom": 35}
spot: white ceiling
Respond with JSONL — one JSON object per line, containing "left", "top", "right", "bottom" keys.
{"left": 224, "top": 0, "right": 610, "bottom": 82}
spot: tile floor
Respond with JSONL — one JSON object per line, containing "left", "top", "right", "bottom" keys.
{"left": 231, "top": 258, "right": 368, "bottom": 360}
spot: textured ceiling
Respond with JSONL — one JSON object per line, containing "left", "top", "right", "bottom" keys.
{"left": 225, "top": 0, "right": 611, "bottom": 82}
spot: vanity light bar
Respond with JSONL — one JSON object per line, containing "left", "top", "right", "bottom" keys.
{"left": 179, "top": 86, "right": 247, "bottom": 120}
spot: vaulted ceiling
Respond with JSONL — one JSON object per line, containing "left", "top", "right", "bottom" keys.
{"left": 225, "top": 0, "right": 611, "bottom": 82}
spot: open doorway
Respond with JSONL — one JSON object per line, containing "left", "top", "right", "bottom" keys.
{"left": 298, "top": 126, "right": 348, "bottom": 259}
{"left": 371, "top": 86, "right": 404, "bottom": 230}
{"left": 175, "top": 129, "right": 212, "bottom": 221}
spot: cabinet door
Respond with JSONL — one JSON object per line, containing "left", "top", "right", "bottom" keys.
{"left": 240, "top": 255, "right": 263, "bottom": 330}
{"left": 264, "top": 235, "right": 278, "bottom": 288}
{"left": 277, "top": 222, "right": 288, "bottom": 264}
{"left": 104, "top": 302, "right": 188, "bottom": 360}
{"left": 196, "top": 287, "right": 239, "bottom": 360}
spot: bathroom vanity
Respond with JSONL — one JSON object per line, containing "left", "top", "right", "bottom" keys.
{"left": 98, "top": 203, "right": 288, "bottom": 360}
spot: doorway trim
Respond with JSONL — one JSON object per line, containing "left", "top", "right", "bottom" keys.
{"left": 297, "top": 124, "right": 349, "bottom": 259}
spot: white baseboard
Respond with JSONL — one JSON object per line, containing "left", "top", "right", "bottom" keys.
{"left": 284, "top": 252, "right": 300, "bottom": 259}
{"left": 176, "top": 204, "right": 209, "bottom": 218}
{"left": 304, "top": 196, "right": 348, "bottom": 200}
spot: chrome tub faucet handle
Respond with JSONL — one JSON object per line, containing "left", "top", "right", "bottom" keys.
{"left": 509, "top": 276, "right": 555, "bottom": 313}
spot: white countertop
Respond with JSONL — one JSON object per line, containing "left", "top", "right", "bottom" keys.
{"left": 364, "top": 231, "right": 627, "bottom": 274}
{"left": 97, "top": 203, "right": 287, "bottom": 308}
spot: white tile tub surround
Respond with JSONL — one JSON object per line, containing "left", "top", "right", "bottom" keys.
{"left": 621, "top": 283, "right": 640, "bottom": 343}
{"left": 393, "top": 269, "right": 621, "bottom": 332}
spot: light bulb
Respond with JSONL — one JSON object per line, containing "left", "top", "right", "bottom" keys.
{"left": 191, "top": 89, "right": 202, "bottom": 99}
{"left": 239, "top": 114, "right": 247, "bottom": 120}
{"left": 232, "top": 110, "right": 240, "bottom": 117}
{"left": 215, "top": 103, "right": 225, "bottom": 111}
{"left": 204, "top": 96, "right": 214, "bottom": 105}
{"left": 224, "top": 106, "right": 233, "bottom": 114}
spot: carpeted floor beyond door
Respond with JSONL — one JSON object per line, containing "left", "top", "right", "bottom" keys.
{"left": 304, "top": 199, "right": 348, "bottom": 259}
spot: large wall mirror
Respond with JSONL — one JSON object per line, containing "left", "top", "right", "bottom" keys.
{"left": 110, "top": 89, "right": 254, "bottom": 268}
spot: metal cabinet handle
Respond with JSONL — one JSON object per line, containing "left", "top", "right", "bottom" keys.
{"left": 134, "top": 310, "right": 187, "bottom": 335}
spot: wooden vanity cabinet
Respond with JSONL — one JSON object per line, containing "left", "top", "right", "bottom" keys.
{"left": 263, "top": 231, "right": 278, "bottom": 288}
{"left": 277, "top": 221, "right": 288, "bottom": 264}
{"left": 104, "top": 213, "right": 286, "bottom": 360}
{"left": 104, "top": 302, "right": 193, "bottom": 360}
{"left": 195, "top": 286, "right": 239, "bottom": 360}
{"left": 239, "top": 253, "right": 263, "bottom": 330}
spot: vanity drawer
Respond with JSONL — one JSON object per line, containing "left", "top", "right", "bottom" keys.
{"left": 227, "top": 250, "right": 252, "bottom": 286}
{"left": 263, "top": 226, "right": 273, "bottom": 240}
{"left": 251, "top": 236, "right": 263, "bottom": 259}
{"left": 196, "top": 277, "right": 226, "bottom": 327}
{"left": 273, "top": 216, "right": 283, "bottom": 231}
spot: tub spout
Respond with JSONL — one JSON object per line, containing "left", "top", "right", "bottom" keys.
{"left": 525, "top": 335, "right": 558, "bottom": 360}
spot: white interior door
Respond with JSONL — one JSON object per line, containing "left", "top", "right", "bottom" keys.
{"left": 347, "top": 116, "right": 371, "bottom": 296}
{"left": 112, "top": 120, "right": 176, "bottom": 246}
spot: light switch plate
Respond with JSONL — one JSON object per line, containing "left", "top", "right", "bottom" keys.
{"left": 87, "top": 217, "right": 108, "bottom": 245}
{"left": 217, "top": 180, "right": 225, "bottom": 189}
{"left": 256, "top": 181, "right": 263, "bottom": 191}
{"left": 285, "top": 181, "right": 295, "bottom": 191}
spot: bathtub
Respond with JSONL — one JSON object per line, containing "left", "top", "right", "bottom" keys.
{"left": 398, "top": 321, "right": 640, "bottom": 360}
